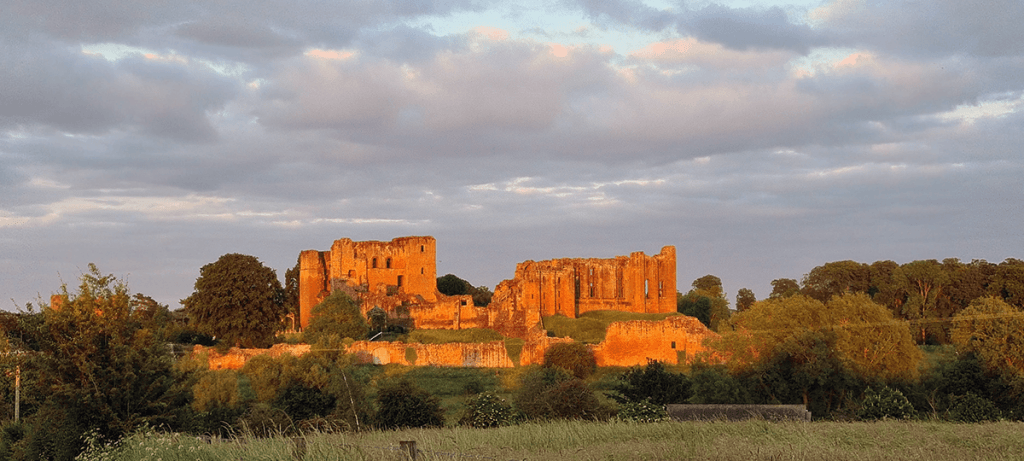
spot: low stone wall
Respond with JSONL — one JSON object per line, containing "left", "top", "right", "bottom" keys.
{"left": 195, "top": 344, "right": 311, "bottom": 370}
{"left": 346, "top": 340, "right": 515, "bottom": 367}
{"left": 591, "top": 316, "right": 716, "bottom": 367}
{"left": 190, "top": 316, "right": 717, "bottom": 369}
{"left": 665, "top": 404, "right": 811, "bottom": 422}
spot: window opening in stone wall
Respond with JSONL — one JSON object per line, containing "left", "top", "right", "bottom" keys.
{"left": 671, "top": 341, "right": 676, "bottom": 349}
{"left": 645, "top": 280, "right": 649, "bottom": 297}
{"left": 386, "top": 258, "right": 392, "bottom": 269}
{"left": 372, "top": 258, "right": 377, "bottom": 268}
{"left": 397, "top": 275, "right": 403, "bottom": 287}
{"left": 658, "top": 281, "right": 664, "bottom": 297}
{"left": 420, "top": 268, "right": 424, "bottom": 274}
{"left": 421, "top": 245, "right": 425, "bottom": 252}
{"left": 461, "top": 299, "right": 467, "bottom": 306}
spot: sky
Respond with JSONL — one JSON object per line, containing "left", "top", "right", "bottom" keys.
{"left": 2, "top": 0, "right": 1022, "bottom": 310}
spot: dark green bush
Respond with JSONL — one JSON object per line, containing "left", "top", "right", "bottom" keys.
{"left": 373, "top": 379, "right": 445, "bottom": 429}
{"left": 617, "top": 399, "right": 668, "bottom": 423}
{"left": 274, "top": 383, "right": 336, "bottom": 422}
{"left": 514, "top": 367, "right": 609, "bottom": 421}
{"left": 859, "top": 386, "right": 915, "bottom": 420}
{"left": 688, "top": 364, "right": 747, "bottom": 404}
{"left": 459, "top": 392, "right": 515, "bottom": 428}
{"left": 611, "top": 360, "right": 691, "bottom": 405}
{"left": 948, "top": 393, "right": 1001, "bottom": 422}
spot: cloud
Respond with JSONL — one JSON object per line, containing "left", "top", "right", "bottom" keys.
{"left": 680, "top": 4, "right": 827, "bottom": 54}
{"left": 811, "top": 0, "right": 1024, "bottom": 57}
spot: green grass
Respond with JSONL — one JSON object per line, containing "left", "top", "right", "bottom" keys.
{"left": 543, "top": 310, "right": 683, "bottom": 343}
{"left": 406, "top": 328, "right": 505, "bottom": 344}
{"left": 89, "top": 420, "right": 1024, "bottom": 461}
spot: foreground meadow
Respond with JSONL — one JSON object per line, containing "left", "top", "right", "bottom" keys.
{"left": 83, "top": 419, "right": 1024, "bottom": 461}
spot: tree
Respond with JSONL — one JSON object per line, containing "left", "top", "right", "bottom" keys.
{"left": 182, "top": 253, "right": 286, "bottom": 348}
{"left": 950, "top": 297, "right": 1024, "bottom": 382}
{"left": 692, "top": 275, "right": 724, "bottom": 299}
{"left": 736, "top": 288, "right": 756, "bottom": 312}
{"left": 437, "top": 274, "right": 492, "bottom": 307}
{"left": 801, "top": 260, "right": 870, "bottom": 302}
{"left": 677, "top": 292, "right": 712, "bottom": 328}
{"left": 304, "top": 292, "right": 369, "bottom": 344}
{"left": 437, "top": 274, "right": 471, "bottom": 296}
{"left": 769, "top": 278, "right": 800, "bottom": 299}
{"left": 710, "top": 293, "right": 921, "bottom": 412}
{"left": 283, "top": 257, "right": 301, "bottom": 331}
{"left": 16, "top": 265, "right": 179, "bottom": 460}
{"left": 901, "top": 259, "right": 950, "bottom": 344}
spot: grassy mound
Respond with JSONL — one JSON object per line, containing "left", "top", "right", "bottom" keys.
{"left": 543, "top": 310, "right": 682, "bottom": 343}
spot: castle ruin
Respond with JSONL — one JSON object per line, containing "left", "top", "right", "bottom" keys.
{"left": 298, "top": 236, "right": 677, "bottom": 338}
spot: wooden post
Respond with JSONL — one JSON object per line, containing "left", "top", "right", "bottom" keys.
{"left": 399, "top": 440, "right": 417, "bottom": 460}
{"left": 292, "top": 437, "right": 307, "bottom": 460}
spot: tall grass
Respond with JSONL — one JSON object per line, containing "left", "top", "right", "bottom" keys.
{"left": 85, "top": 419, "right": 1024, "bottom": 461}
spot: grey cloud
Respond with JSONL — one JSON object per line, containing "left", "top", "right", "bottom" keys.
{"left": 354, "top": 25, "right": 469, "bottom": 63}
{"left": 681, "top": 4, "right": 827, "bottom": 53}
{"left": 567, "top": 0, "right": 677, "bottom": 31}
{"left": 819, "top": 0, "right": 1024, "bottom": 58}
{"left": 0, "top": 41, "right": 237, "bottom": 141}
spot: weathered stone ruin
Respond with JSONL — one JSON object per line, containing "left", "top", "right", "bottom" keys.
{"left": 299, "top": 236, "right": 678, "bottom": 338}
{"left": 283, "top": 236, "right": 717, "bottom": 369}
{"left": 299, "top": 236, "right": 476, "bottom": 330}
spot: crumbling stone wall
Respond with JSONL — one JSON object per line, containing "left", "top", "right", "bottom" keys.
{"left": 484, "top": 246, "right": 678, "bottom": 337}
{"left": 300, "top": 236, "right": 678, "bottom": 344}
{"left": 591, "top": 316, "right": 716, "bottom": 367}
{"left": 299, "top": 236, "right": 472, "bottom": 329}
{"left": 193, "top": 317, "right": 716, "bottom": 370}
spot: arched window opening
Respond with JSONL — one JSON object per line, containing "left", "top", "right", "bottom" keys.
{"left": 372, "top": 258, "right": 378, "bottom": 269}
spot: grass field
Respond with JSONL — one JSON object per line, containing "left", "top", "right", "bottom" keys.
{"left": 86, "top": 419, "right": 1024, "bottom": 461}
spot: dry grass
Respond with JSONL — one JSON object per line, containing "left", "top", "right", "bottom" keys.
{"left": 93, "top": 419, "right": 1024, "bottom": 461}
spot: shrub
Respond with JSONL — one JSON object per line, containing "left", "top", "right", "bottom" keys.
{"left": 274, "top": 383, "right": 336, "bottom": 422}
{"left": 459, "top": 392, "right": 516, "bottom": 428}
{"left": 617, "top": 399, "right": 668, "bottom": 423}
{"left": 687, "top": 363, "right": 746, "bottom": 404}
{"left": 374, "top": 379, "right": 445, "bottom": 429}
{"left": 514, "top": 368, "right": 609, "bottom": 421}
{"left": 611, "top": 360, "right": 691, "bottom": 405}
{"left": 859, "top": 386, "right": 915, "bottom": 420}
{"left": 948, "top": 393, "right": 1001, "bottom": 422}
{"left": 543, "top": 342, "right": 597, "bottom": 379}
{"left": 545, "top": 379, "right": 611, "bottom": 420}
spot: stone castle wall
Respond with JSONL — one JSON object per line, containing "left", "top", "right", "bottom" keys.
{"left": 299, "top": 236, "right": 678, "bottom": 340}
{"left": 194, "top": 317, "right": 716, "bottom": 370}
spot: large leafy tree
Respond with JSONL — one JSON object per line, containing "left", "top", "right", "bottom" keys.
{"left": 800, "top": 260, "right": 870, "bottom": 302}
{"left": 710, "top": 293, "right": 921, "bottom": 411}
{"left": 182, "top": 253, "right": 286, "bottom": 348}
{"left": 735, "top": 288, "right": 756, "bottom": 312}
{"left": 951, "top": 297, "right": 1024, "bottom": 383}
{"left": 13, "top": 265, "right": 179, "bottom": 460}
{"left": 304, "top": 292, "right": 369, "bottom": 343}
{"left": 678, "top": 275, "right": 730, "bottom": 331}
